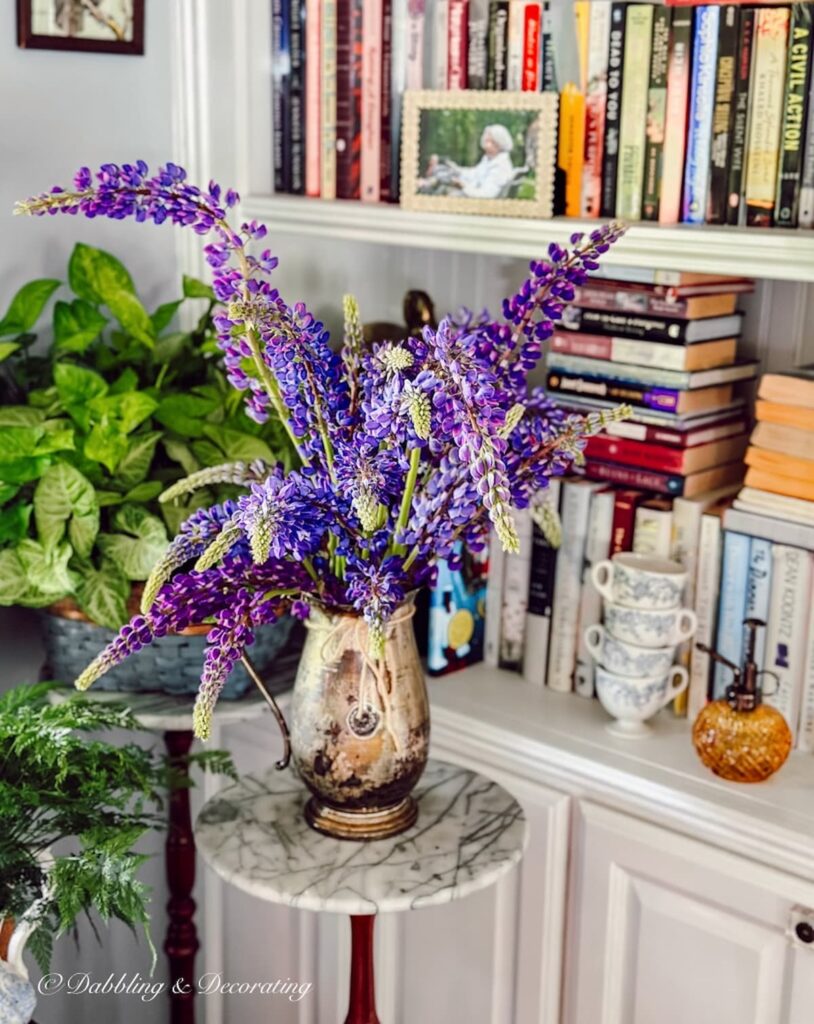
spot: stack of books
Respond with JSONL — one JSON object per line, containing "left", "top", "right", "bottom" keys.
{"left": 546, "top": 268, "right": 757, "bottom": 498}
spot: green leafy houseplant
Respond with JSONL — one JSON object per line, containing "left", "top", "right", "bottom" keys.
{"left": 0, "top": 682, "right": 235, "bottom": 973}
{"left": 0, "top": 243, "right": 293, "bottom": 630}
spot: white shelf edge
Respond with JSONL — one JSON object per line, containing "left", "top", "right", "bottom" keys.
{"left": 241, "top": 194, "right": 814, "bottom": 283}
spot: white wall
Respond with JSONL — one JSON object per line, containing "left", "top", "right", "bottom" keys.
{"left": 0, "top": 5, "right": 184, "bottom": 1023}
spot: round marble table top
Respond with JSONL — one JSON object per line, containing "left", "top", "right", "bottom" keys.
{"left": 194, "top": 758, "right": 528, "bottom": 915}
{"left": 49, "top": 686, "right": 269, "bottom": 732}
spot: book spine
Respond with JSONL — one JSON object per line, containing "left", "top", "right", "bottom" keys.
{"left": 582, "top": 1, "right": 612, "bottom": 217}
{"left": 546, "top": 371, "right": 683, "bottom": 415}
{"left": 335, "top": 0, "right": 363, "bottom": 200}
{"left": 799, "top": 19, "right": 814, "bottom": 227}
{"left": 541, "top": 0, "right": 556, "bottom": 92}
{"left": 272, "top": 0, "right": 290, "bottom": 193}
{"left": 551, "top": 332, "right": 612, "bottom": 361}
{"left": 448, "top": 0, "right": 469, "bottom": 88}
{"left": 610, "top": 490, "right": 643, "bottom": 555}
{"left": 506, "top": 0, "right": 525, "bottom": 90}
{"left": 670, "top": 495, "right": 704, "bottom": 714}
{"left": 360, "top": 0, "right": 382, "bottom": 202}
{"left": 380, "top": 0, "right": 393, "bottom": 199}
{"left": 467, "top": 0, "right": 489, "bottom": 88}
{"left": 706, "top": 4, "right": 738, "bottom": 224}
{"left": 688, "top": 511, "right": 723, "bottom": 719}
{"left": 600, "top": 2, "right": 627, "bottom": 216}
{"left": 575, "top": 489, "right": 615, "bottom": 698}
{"left": 428, "top": 0, "right": 450, "bottom": 87}
{"left": 659, "top": 8, "right": 693, "bottom": 224}
{"left": 797, "top": 577, "right": 814, "bottom": 752}
{"left": 725, "top": 7, "right": 755, "bottom": 224}
{"left": 775, "top": 4, "right": 813, "bottom": 227}
{"left": 744, "top": 537, "right": 772, "bottom": 671}
{"left": 633, "top": 503, "right": 674, "bottom": 559}
{"left": 521, "top": 0, "right": 541, "bottom": 91}
{"left": 389, "top": 0, "right": 407, "bottom": 200}
{"left": 584, "top": 434, "right": 688, "bottom": 474}
{"left": 320, "top": 0, "right": 338, "bottom": 199}
{"left": 763, "top": 545, "right": 813, "bottom": 742}
{"left": 711, "top": 530, "right": 751, "bottom": 698}
{"left": 682, "top": 4, "right": 720, "bottom": 224}
{"left": 499, "top": 508, "right": 533, "bottom": 669}
{"left": 305, "top": 0, "right": 322, "bottom": 196}
{"left": 571, "top": 284, "right": 694, "bottom": 318}
{"left": 745, "top": 8, "right": 791, "bottom": 227}
{"left": 484, "top": 528, "right": 506, "bottom": 667}
{"left": 289, "top": 0, "right": 306, "bottom": 194}
{"left": 548, "top": 353, "right": 698, "bottom": 390}
{"left": 616, "top": 4, "right": 654, "bottom": 220}
{"left": 564, "top": 307, "right": 692, "bottom": 342}
{"left": 547, "top": 482, "right": 597, "bottom": 692}
{"left": 486, "top": 0, "right": 509, "bottom": 89}
{"left": 642, "top": 6, "right": 671, "bottom": 221}
{"left": 584, "top": 459, "right": 685, "bottom": 497}
{"left": 404, "top": 0, "right": 426, "bottom": 89}
{"left": 522, "top": 480, "right": 561, "bottom": 686}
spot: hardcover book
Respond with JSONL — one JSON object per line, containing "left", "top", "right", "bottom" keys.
{"left": 711, "top": 529, "right": 751, "bottom": 698}
{"left": 724, "top": 506, "right": 814, "bottom": 552}
{"left": 799, "top": 594, "right": 814, "bottom": 752}
{"left": 611, "top": 488, "right": 645, "bottom": 554}
{"left": 467, "top": 0, "right": 490, "bottom": 88}
{"left": 758, "top": 371, "right": 814, "bottom": 409}
{"left": 688, "top": 502, "right": 727, "bottom": 718}
{"left": 447, "top": 0, "right": 469, "bottom": 88}
{"left": 336, "top": 0, "right": 364, "bottom": 199}
{"left": 426, "top": 0, "right": 450, "bottom": 88}
{"left": 272, "top": 0, "right": 291, "bottom": 193}
{"left": 499, "top": 507, "right": 533, "bottom": 669}
{"left": 744, "top": 467, "right": 814, "bottom": 504}
{"left": 559, "top": 306, "right": 743, "bottom": 343}
{"left": 546, "top": 372, "right": 735, "bottom": 416}
{"left": 751, "top": 420, "right": 814, "bottom": 461}
{"left": 616, "top": 4, "right": 654, "bottom": 219}
{"left": 405, "top": 0, "right": 426, "bottom": 89}
{"left": 601, "top": 412, "right": 747, "bottom": 448}
{"left": 642, "top": 5, "right": 670, "bottom": 221}
{"left": 706, "top": 4, "right": 738, "bottom": 224}
{"left": 800, "top": 12, "right": 814, "bottom": 227}
{"left": 486, "top": 0, "right": 510, "bottom": 89}
{"left": 633, "top": 498, "right": 674, "bottom": 559}
{"left": 583, "top": 459, "right": 744, "bottom": 498}
{"left": 552, "top": 332, "right": 738, "bottom": 372}
{"left": 574, "top": 487, "right": 615, "bottom": 698}
{"left": 360, "top": 0, "right": 382, "bottom": 201}
{"left": 522, "top": 480, "right": 561, "bottom": 686}
{"left": 305, "top": 0, "right": 322, "bottom": 196}
{"left": 744, "top": 7, "right": 791, "bottom": 227}
{"left": 380, "top": 0, "right": 393, "bottom": 199}
{"left": 547, "top": 353, "right": 756, "bottom": 391}
{"left": 289, "top": 0, "right": 307, "bottom": 194}
{"left": 584, "top": 432, "right": 748, "bottom": 475}
{"left": 682, "top": 4, "right": 720, "bottom": 224}
{"left": 600, "top": 2, "right": 627, "bottom": 217}
{"left": 570, "top": 281, "right": 741, "bottom": 319}
{"left": 775, "top": 4, "right": 812, "bottom": 227}
{"left": 659, "top": 6, "right": 693, "bottom": 224}
{"left": 320, "top": 0, "right": 339, "bottom": 199}
{"left": 744, "top": 536, "right": 773, "bottom": 672}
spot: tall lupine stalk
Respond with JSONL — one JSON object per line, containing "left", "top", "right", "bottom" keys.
{"left": 17, "top": 162, "right": 629, "bottom": 738}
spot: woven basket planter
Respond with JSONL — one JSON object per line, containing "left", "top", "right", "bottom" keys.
{"left": 39, "top": 601, "right": 294, "bottom": 699}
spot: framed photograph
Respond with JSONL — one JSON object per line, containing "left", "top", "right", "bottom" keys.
{"left": 400, "top": 90, "right": 558, "bottom": 219}
{"left": 17, "top": 0, "right": 145, "bottom": 55}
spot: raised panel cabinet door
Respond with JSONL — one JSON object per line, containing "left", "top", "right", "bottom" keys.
{"left": 563, "top": 801, "right": 814, "bottom": 1024}
{"left": 397, "top": 747, "right": 571, "bottom": 1024}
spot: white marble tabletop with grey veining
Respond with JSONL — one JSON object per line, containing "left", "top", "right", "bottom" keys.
{"left": 194, "top": 759, "right": 528, "bottom": 915}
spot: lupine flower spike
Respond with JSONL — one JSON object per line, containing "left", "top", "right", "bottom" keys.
{"left": 18, "top": 162, "right": 628, "bottom": 738}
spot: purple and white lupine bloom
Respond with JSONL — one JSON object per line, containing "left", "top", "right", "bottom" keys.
{"left": 18, "top": 161, "right": 629, "bottom": 738}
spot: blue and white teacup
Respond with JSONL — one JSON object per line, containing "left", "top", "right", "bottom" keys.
{"left": 603, "top": 601, "right": 697, "bottom": 649}
{"left": 585, "top": 624, "right": 676, "bottom": 678}
{"left": 596, "top": 664, "right": 689, "bottom": 737}
{"left": 592, "top": 553, "right": 687, "bottom": 609}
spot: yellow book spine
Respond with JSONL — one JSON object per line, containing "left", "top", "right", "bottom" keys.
{"left": 744, "top": 8, "right": 790, "bottom": 217}
{"left": 558, "top": 83, "right": 586, "bottom": 217}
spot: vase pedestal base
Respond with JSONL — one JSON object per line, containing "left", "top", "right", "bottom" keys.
{"left": 305, "top": 795, "right": 418, "bottom": 841}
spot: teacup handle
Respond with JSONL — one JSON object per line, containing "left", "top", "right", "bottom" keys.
{"left": 657, "top": 666, "right": 689, "bottom": 710}
{"left": 674, "top": 610, "right": 698, "bottom": 643}
{"left": 585, "top": 624, "right": 604, "bottom": 662}
{"left": 591, "top": 560, "right": 614, "bottom": 601}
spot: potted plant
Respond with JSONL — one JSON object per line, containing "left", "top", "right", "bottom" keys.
{"left": 0, "top": 681, "right": 235, "bottom": 1022}
{"left": 0, "top": 244, "right": 294, "bottom": 694}
{"left": 17, "top": 161, "right": 627, "bottom": 839}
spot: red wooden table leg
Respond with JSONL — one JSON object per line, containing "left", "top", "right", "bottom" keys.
{"left": 164, "top": 730, "right": 198, "bottom": 1024}
{"left": 344, "top": 915, "right": 381, "bottom": 1024}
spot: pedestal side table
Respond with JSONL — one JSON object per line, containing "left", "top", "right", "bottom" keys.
{"left": 195, "top": 758, "right": 528, "bottom": 1024}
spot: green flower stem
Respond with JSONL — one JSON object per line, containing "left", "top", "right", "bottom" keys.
{"left": 244, "top": 326, "right": 310, "bottom": 465}
{"left": 390, "top": 446, "right": 422, "bottom": 558}
{"left": 302, "top": 557, "right": 320, "bottom": 586}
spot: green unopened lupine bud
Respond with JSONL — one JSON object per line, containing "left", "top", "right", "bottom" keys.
{"left": 343, "top": 294, "right": 364, "bottom": 350}
{"left": 195, "top": 523, "right": 243, "bottom": 571}
{"left": 353, "top": 488, "right": 381, "bottom": 532}
{"left": 160, "top": 462, "right": 267, "bottom": 504}
{"left": 531, "top": 498, "right": 562, "bottom": 549}
{"left": 249, "top": 516, "right": 274, "bottom": 564}
{"left": 368, "top": 618, "right": 386, "bottom": 660}
{"left": 406, "top": 390, "right": 431, "bottom": 439}
{"left": 499, "top": 403, "right": 525, "bottom": 438}
{"left": 380, "top": 345, "right": 414, "bottom": 374}
{"left": 193, "top": 695, "right": 214, "bottom": 741}
{"left": 493, "top": 507, "right": 520, "bottom": 553}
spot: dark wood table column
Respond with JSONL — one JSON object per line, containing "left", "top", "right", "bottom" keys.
{"left": 164, "top": 729, "right": 199, "bottom": 1024}
{"left": 344, "top": 915, "right": 381, "bottom": 1024}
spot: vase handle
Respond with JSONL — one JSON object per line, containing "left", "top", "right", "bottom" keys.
{"left": 240, "top": 654, "right": 291, "bottom": 770}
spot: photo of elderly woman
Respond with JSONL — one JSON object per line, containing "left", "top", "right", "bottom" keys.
{"left": 416, "top": 108, "right": 540, "bottom": 201}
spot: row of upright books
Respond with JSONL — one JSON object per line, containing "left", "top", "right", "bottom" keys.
{"left": 271, "top": 0, "right": 814, "bottom": 227}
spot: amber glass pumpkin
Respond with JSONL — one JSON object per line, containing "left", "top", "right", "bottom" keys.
{"left": 692, "top": 699, "right": 792, "bottom": 783}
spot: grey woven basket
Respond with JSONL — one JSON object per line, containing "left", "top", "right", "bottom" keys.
{"left": 40, "top": 611, "right": 294, "bottom": 699}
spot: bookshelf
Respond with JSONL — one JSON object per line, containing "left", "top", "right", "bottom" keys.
{"left": 243, "top": 193, "right": 814, "bottom": 284}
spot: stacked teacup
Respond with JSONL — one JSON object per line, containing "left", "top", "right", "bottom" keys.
{"left": 586, "top": 553, "right": 697, "bottom": 738}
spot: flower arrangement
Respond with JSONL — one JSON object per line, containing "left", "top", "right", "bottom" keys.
{"left": 17, "top": 161, "right": 627, "bottom": 741}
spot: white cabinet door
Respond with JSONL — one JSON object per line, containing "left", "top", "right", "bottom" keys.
{"left": 394, "top": 746, "right": 571, "bottom": 1024}
{"left": 563, "top": 801, "right": 814, "bottom": 1024}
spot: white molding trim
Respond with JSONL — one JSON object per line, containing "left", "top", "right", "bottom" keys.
{"left": 490, "top": 870, "right": 521, "bottom": 1024}
{"left": 297, "top": 910, "right": 318, "bottom": 1024}
{"left": 241, "top": 194, "right": 814, "bottom": 283}
{"left": 375, "top": 912, "right": 403, "bottom": 1024}
{"left": 201, "top": 721, "right": 225, "bottom": 1024}
{"left": 538, "top": 794, "right": 570, "bottom": 1024}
